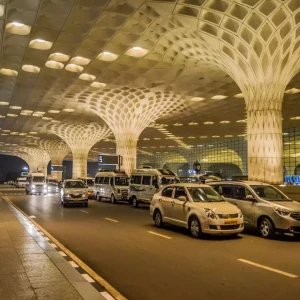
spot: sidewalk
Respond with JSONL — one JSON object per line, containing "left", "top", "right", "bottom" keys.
{"left": 0, "top": 197, "right": 106, "bottom": 300}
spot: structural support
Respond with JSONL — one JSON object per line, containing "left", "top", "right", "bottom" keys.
{"left": 116, "top": 137, "right": 138, "bottom": 174}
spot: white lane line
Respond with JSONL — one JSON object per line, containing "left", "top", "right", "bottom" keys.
{"left": 69, "top": 261, "right": 79, "bottom": 268}
{"left": 49, "top": 242, "right": 58, "bottom": 249}
{"left": 100, "top": 291, "right": 116, "bottom": 300}
{"left": 147, "top": 231, "right": 172, "bottom": 240}
{"left": 238, "top": 259, "right": 299, "bottom": 278}
{"left": 59, "top": 251, "right": 67, "bottom": 257}
{"left": 82, "top": 273, "right": 95, "bottom": 283}
{"left": 105, "top": 218, "right": 119, "bottom": 223}
{"left": 80, "top": 210, "right": 88, "bottom": 214}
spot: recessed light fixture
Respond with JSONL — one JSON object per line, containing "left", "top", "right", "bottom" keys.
{"left": 35, "top": 111, "right": 45, "bottom": 115}
{"left": 9, "top": 106, "right": 22, "bottom": 110}
{"left": 125, "top": 46, "right": 149, "bottom": 57}
{"left": 173, "top": 123, "right": 183, "bottom": 126}
{"left": 63, "top": 108, "right": 75, "bottom": 112}
{"left": 29, "top": 132, "right": 37, "bottom": 134}
{"left": 97, "top": 51, "right": 119, "bottom": 61}
{"left": 70, "top": 56, "right": 91, "bottom": 66}
{"left": 188, "top": 136, "right": 195, "bottom": 139}
{"left": 234, "top": 93, "right": 244, "bottom": 98}
{"left": 6, "top": 22, "right": 31, "bottom": 35}
{"left": 32, "top": 113, "right": 43, "bottom": 117}
{"left": 90, "top": 82, "right": 107, "bottom": 89}
{"left": 22, "top": 65, "right": 40, "bottom": 73}
{"left": 290, "top": 116, "right": 300, "bottom": 120}
{"left": 0, "top": 115, "right": 5, "bottom": 119}
{"left": 48, "top": 110, "right": 60, "bottom": 114}
{"left": 238, "top": 134, "right": 247, "bottom": 137}
{"left": 49, "top": 53, "right": 70, "bottom": 62}
{"left": 225, "top": 135, "right": 233, "bottom": 137}
{"left": 65, "top": 64, "right": 84, "bottom": 73}
{"left": 29, "top": 39, "right": 53, "bottom": 50}
{"left": 220, "top": 120, "right": 230, "bottom": 124}
{"left": 285, "top": 88, "right": 300, "bottom": 94}
{"left": 2, "top": 130, "right": 10, "bottom": 132}
{"left": 200, "top": 136, "right": 207, "bottom": 138}
{"left": 188, "top": 122, "right": 198, "bottom": 125}
{"left": 0, "top": 68, "right": 18, "bottom": 76}
{"left": 7, "top": 114, "right": 18, "bottom": 117}
{"left": 236, "top": 119, "right": 247, "bottom": 123}
{"left": 0, "top": 102, "right": 9, "bottom": 105}
{"left": 42, "top": 117, "right": 52, "bottom": 120}
{"left": 212, "top": 135, "right": 220, "bottom": 138}
{"left": 211, "top": 95, "right": 227, "bottom": 100}
{"left": 190, "top": 97, "right": 205, "bottom": 102}
{"left": 284, "top": 142, "right": 292, "bottom": 145}
{"left": 143, "top": 138, "right": 150, "bottom": 140}
{"left": 154, "top": 138, "right": 161, "bottom": 140}
{"left": 79, "top": 73, "right": 96, "bottom": 81}
{"left": 204, "top": 121, "right": 214, "bottom": 125}
{"left": 283, "top": 133, "right": 289, "bottom": 135}
{"left": 45, "top": 61, "right": 64, "bottom": 70}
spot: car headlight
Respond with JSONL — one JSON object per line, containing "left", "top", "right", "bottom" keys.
{"left": 44, "top": 184, "right": 47, "bottom": 188}
{"left": 274, "top": 206, "right": 290, "bottom": 217}
{"left": 32, "top": 184, "right": 36, "bottom": 188}
{"left": 203, "top": 208, "right": 217, "bottom": 219}
{"left": 65, "top": 194, "right": 70, "bottom": 198}
{"left": 238, "top": 210, "right": 243, "bottom": 218}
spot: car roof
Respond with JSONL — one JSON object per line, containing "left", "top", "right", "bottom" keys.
{"left": 64, "top": 179, "right": 82, "bottom": 182}
{"left": 209, "top": 181, "right": 271, "bottom": 186}
{"left": 163, "top": 183, "right": 211, "bottom": 188}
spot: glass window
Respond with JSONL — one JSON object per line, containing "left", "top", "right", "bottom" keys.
{"left": 152, "top": 176, "right": 158, "bottom": 187}
{"left": 219, "top": 186, "right": 233, "bottom": 197}
{"left": 103, "top": 177, "right": 110, "bottom": 185}
{"left": 32, "top": 176, "right": 45, "bottom": 183}
{"left": 133, "top": 176, "right": 142, "bottom": 184}
{"left": 115, "top": 177, "right": 129, "bottom": 186}
{"left": 162, "top": 187, "right": 174, "bottom": 198}
{"left": 174, "top": 187, "right": 187, "bottom": 200}
{"left": 99, "top": 177, "right": 104, "bottom": 184}
{"left": 142, "top": 176, "right": 151, "bottom": 185}
{"left": 95, "top": 177, "right": 100, "bottom": 184}
{"left": 234, "top": 186, "right": 253, "bottom": 200}
{"left": 250, "top": 185, "right": 290, "bottom": 201}
{"left": 187, "top": 187, "right": 224, "bottom": 202}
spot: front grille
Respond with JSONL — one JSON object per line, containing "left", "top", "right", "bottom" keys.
{"left": 291, "top": 213, "right": 300, "bottom": 221}
{"left": 220, "top": 225, "right": 240, "bottom": 230}
{"left": 70, "top": 194, "right": 82, "bottom": 198}
{"left": 218, "top": 213, "right": 238, "bottom": 219}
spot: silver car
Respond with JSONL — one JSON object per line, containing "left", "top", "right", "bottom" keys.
{"left": 61, "top": 180, "right": 88, "bottom": 207}
{"left": 150, "top": 183, "right": 244, "bottom": 238}
{"left": 209, "top": 181, "right": 300, "bottom": 238}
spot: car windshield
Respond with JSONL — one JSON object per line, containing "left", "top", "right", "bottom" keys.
{"left": 33, "top": 176, "right": 45, "bottom": 183}
{"left": 160, "top": 177, "right": 180, "bottom": 185}
{"left": 115, "top": 177, "right": 129, "bottom": 186}
{"left": 86, "top": 179, "right": 94, "bottom": 186}
{"left": 65, "top": 181, "right": 85, "bottom": 189}
{"left": 250, "top": 185, "right": 291, "bottom": 201}
{"left": 187, "top": 187, "right": 224, "bottom": 202}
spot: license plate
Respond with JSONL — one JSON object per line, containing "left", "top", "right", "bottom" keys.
{"left": 224, "top": 219, "right": 237, "bottom": 225}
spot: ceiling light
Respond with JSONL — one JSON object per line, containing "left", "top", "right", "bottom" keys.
{"left": 238, "top": 134, "right": 247, "bottom": 137}
{"left": 29, "top": 132, "right": 37, "bottom": 135}
{"left": 97, "top": 51, "right": 119, "bottom": 62}
{"left": 188, "top": 122, "right": 198, "bottom": 125}
{"left": 236, "top": 119, "right": 247, "bottom": 123}
{"left": 63, "top": 108, "right": 75, "bottom": 112}
{"left": 283, "top": 133, "right": 289, "bottom": 135}
{"left": 29, "top": 38, "right": 53, "bottom": 50}
{"left": 225, "top": 135, "right": 233, "bottom": 137}
{"left": 190, "top": 97, "right": 205, "bottom": 102}
{"left": 285, "top": 88, "right": 300, "bottom": 94}
{"left": 188, "top": 136, "right": 195, "bottom": 139}
{"left": 200, "top": 136, "right": 207, "bottom": 138}
{"left": 0, "top": 68, "right": 18, "bottom": 76}
{"left": 125, "top": 47, "right": 149, "bottom": 57}
{"left": 284, "top": 142, "right": 292, "bottom": 145}
{"left": 9, "top": 106, "right": 22, "bottom": 110}
{"left": 211, "top": 95, "right": 227, "bottom": 100}
{"left": 42, "top": 117, "right": 52, "bottom": 120}
{"left": 234, "top": 93, "right": 244, "bottom": 98}
{"left": 91, "top": 82, "right": 107, "bottom": 89}
{"left": 32, "top": 113, "right": 43, "bottom": 117}
{"left": 7, "top": 114, "right": 18, "bottom": 117}
{"left": 65, "top": 64, "right": 84, "bottom": 73}
{"left": 50, "top": 120, "right": 60, "bottom": 123}
{"left": 0, "top": 115, "right": 5, "bottom": 119}
{"left": 10, "top": 132, "right": 19, "bottom": 135}
{"left": 79, "top": 73, "right": 96, "bottom": 81}
{"left": 22, "top": 65, "right": 40, "bottom": 73}
{"left": 2, "top": 130, "right": 10, "bottom": 132}
{"left": 173, "top": 123, "right": 183, "bottom": 126}
{"left": 18, "top": 133, "right": 27, "bottom": 136}
{"left": 208, "top": 145, "right": 214, "bottom": 147}
{"left": 0, "top": 102, "right": 9, "bottom": 105}
{"left": 70, "top": 56, "right": 91, "bottom": 66}
{"left": 212, "top": 135, "right": 220, "bottom": 138}
{"left": 154, "top": 138, "right": 161, "bottom": 140}
{"left": 48, "top": 110, "right": 60, "bottom": 114}
{"left": 143, "top": 138, "right": 150, "bottom": 140}
{"left": 290, "top": 116, "right": 300, "bottom": 120}
{"left": 35, "top": 111, "right": 45, "bottom": 114}
{"left": 45, "top": 61, "right": 64, "bottom": 70}
{"left": 6, "top": 22, "right": 31, "bottom": 35}
{"left": 49, "top": 53, "right": 70, "bottom": 62}
{"left": 220, "top": 120, "right": 230, "bottom": 124}
{"left": 204, "top": 121, "right": 214, "bottom": 125}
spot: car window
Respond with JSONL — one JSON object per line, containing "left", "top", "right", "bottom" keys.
{"left": 161, "top": 187, "right": 174, "bottom": 198}
{"left": 174, "top": 187, "right": 187, "bottom": 200}
{"left": 97, "top": 177, "right": 104, "bottom": 184}
{"left": 234, "top": 186, "right": 253, "bottom": 200}
{"left": 152, "top": 176, "right": 158, "bottom": 187}
{"left": 133, "top": 175, "right": 142, "bottom": 184}
{"left": 142, "top": 176, "right": 151, "bottom": 185}
{"left": 103, "top": 177, "right": 110, "bottom": 184}
{"left": 218, "top": 185, "right": 233, "bottom": 197}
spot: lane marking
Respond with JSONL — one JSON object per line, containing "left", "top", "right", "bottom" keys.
{"left": 82, "top": 273, "right": 95, "bottom": 283}
{"left": 101, "top": 291, "right": 115, "bottom": 300}
{"left": 49, "top": 242, "right": 58, "bottom": 248}
{"left": 147, "top": 231, "right": 172, "bottom": 240}
{"left": 105, "top": 218, "right": 119, "bottom": 223}
{"left": 69, "top": 261, "right": 79, "bottom": 268}
{"left": 59, "top": 251, "right": 67, "bottom": 257}
{"left": 28, "top": 215, "right": 36, "bottom": 219}
{"left": 80, "top": 210, "right": 88, "bottom": 214}
{"left": 238, "top": 259, "right": 299, "bottom": 278}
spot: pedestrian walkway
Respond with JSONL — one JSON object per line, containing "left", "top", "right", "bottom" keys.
{"left": 0, "top": 197, "right": 106, "bottom": 300}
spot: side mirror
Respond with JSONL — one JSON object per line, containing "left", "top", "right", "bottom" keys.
{"left": 178, "top": 195, "right": 188, "bottom": 202}
{"left": 246, "top": 195, "right": 255, "bottom": 201}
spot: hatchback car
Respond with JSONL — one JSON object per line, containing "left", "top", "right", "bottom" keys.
{"left": 209, "top": 181, "right": 300, "bottom": 238}
{"left": 150, "top": 183, "right": 244, "bottom": 238}
{"left": 61, "top": 180, "right": 88, "bottom": 207}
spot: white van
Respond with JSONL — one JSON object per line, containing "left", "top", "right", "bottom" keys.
{"left": 15, "top": 177, "right": 26, "bottom": 188}
{"left": 78, "top": 177, "right": 95, "bottom": 198}
{"left": 129, "top": 168, "right": 180, "bottom": 208}
{"left": 94, "top": 171, "right": 129, "bottom": 203}
{"left": 25, "top": 172, "right": 47, "bottom": 195}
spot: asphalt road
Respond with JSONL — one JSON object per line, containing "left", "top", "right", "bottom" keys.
{"left": 3, "top": 188, "right": 300, "bottom": 300}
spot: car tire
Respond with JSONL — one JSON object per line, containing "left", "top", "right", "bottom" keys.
{"left": 110, "top": 194, "right": 116, "bottom": 204}
{"left": 84, "top": 202, "right": 88, "bottom": 208}
{"left": 96, "top": 193, "right": 101, "bottom": 202}
{"left": 25, "top": 189, "right": 28, "bottom": 195}
{"left": 189, "top": 216, "right": 203, "bottom": 239}
{"left": 154, "top": 210, "right": 163, "bottom": 228}
{"left": 259, "top": 217, "right": 274, "bottom": 239}
{"left": 132, "top": 197, "right": 139, "bottom": 208}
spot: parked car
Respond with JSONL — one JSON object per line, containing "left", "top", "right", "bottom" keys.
{"left": 47, "top": 181, "right": 59, "bottom": 194}
{"left": 209, "top": 181, "right": 300, "bottom": 238}
{"left": 150, "top": 183, "right": 244, "bottom": 238}
{"left": 15, "top": 177, "right": 26, "bottom": 188}
{"left": 60, "top": 180, "right": 88, "bottom": 207}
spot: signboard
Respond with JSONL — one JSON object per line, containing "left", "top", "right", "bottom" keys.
{"left": 21, "top": 172, "right": 28, "bottom": 177}
{"left": 51, "top": 165, "right": 64, "bottom": 172}
{"left": 98, "top": 154, "right": 119, "bottom": 165}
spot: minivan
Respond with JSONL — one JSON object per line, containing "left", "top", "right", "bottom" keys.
{"left": 25, "top": 172, "right": 47, "bottom": 195}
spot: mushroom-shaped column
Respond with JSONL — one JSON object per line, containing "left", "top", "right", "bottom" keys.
{"left": 48, "top": 123, "right": 111, "bottom": 179}
{"left": 38, "top": 140, "right": 71, "bottom": 181}
{"left": 81, "top": 88, "right": 186, "bottom": 175}
{"left": 20, "top": 147, "right": 51, "bottom": 175}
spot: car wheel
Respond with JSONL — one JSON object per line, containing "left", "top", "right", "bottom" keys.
{"left": 25, "top": 189, "right": 28, "bottom": 195}
{"left": 110, "top": 194, "right": 116, "bottom": 204}
{"left": 132, "top": 197, "right": 139, "bottom": 208}
{"left": 154, "top": 210, "right": 163, "bottom": 228}
{"left": 259, "top": 217, "right": 274, "bottom": 239}
{"left": 84, "top": 202, "right": 88, "bottom": 208}
{"left": 96, "top": 193, "right": 101, "bottom": 202}
{"left": 189, "top": 216, "right": 203, "bottom": 238}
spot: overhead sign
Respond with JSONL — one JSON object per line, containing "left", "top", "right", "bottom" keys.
{"left": 51, "top": 165, "right": 64, "bottom": 172}
{"left": 98, "top": 154, "right": 119, "bottom": 165}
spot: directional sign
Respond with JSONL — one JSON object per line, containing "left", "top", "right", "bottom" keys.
{"left": 51, "top": 165, "right": 64, "bottom": 172}
{"left": 98, "top": 154, "right": 119, "bottom": 165}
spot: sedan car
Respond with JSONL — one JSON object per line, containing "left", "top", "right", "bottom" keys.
{"left": 150, "top": 183, "right": 244, "bottom": 238}
{"left": 61, "top": 179, "right": 88, "bottom": 207}
{"left": 47, "top": 182, "right": 59, "bottom": 194}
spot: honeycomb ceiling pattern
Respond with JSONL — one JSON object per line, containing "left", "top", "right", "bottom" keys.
{"left": 0, "top": 0, "right": 300, "bottom": 160}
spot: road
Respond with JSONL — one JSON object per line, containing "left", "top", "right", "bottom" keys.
{"left": 2, "top": 187, "right": 300, "bottom": 300}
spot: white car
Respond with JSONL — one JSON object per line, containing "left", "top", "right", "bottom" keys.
{"left": 61, "top": 180, "right": 88, "bottom": 207}
{"left": 150, "top": 183, "right": 244, "bottom": 238}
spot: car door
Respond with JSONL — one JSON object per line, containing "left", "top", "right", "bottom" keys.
{"left": 171, "top": 186, "right": 190, "bottom": 225}
{"left": 215, "top": 185, "right": 235, "bottom": 203}
{"left": 231, "top": 185, "right": 256, "bottom": 227}
{"left": 142, "top": 175, "right": 152, "bottom": 202}
{"left": 159, "top": 186, "right": 175, "bottom": 220}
